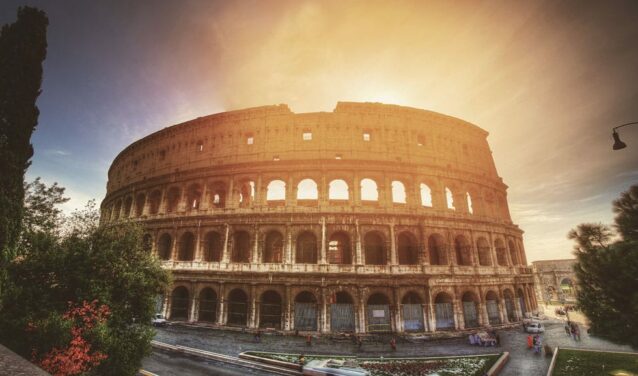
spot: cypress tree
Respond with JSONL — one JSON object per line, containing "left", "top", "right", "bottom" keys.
{"left": 0, "top": 7, "right": 48, "bottom": 253}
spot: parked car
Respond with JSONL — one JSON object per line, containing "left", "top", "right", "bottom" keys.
{"left": 303, "top": 359, "right": 370, "bottom": 376}
{"left": 524, "top": 322, "right": 545, "bottom": 334}
{"left": 555, "top": 308, "right": 566, "bottom": 316}
{"left": 152, "top": 314, "right": 168, "bottom": 327}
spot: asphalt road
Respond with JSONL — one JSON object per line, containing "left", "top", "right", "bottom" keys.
{"left": 141, "top": 350, "right": 272, "bottom": 376}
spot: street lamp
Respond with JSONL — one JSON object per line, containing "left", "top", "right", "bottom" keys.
{"left": 612, "top": 121, "right": 638, "bottom": 150}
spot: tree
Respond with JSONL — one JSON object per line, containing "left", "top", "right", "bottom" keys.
{"left": 569, "top": 184, "right": 638, "bottom": 348}
{"left": 0, "top": 180, "right": 171, "bottom": 375}
{"left": 0, "top": 6, "right": 48, "bottom": 253}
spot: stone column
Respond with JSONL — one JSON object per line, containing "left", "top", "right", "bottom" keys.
{"left": 158, "top": 188, "right": 167, "bottom": 214}
{"left": 392, "top": 287, "right": 401, "bottom": 332}
{"left": 221, "top": 224, "right": 230, "bottom": 263}
{"left": 479, "top": 302, "right": 489, "bottom": 327}
{"left": 320, "top": 287, "right": 328, "bottom": 333}
{"left": 249, "top": 284, "right": 257, "bottom": 328}
{"left": 178, "top": 184, "right": 187, "bottom": 212}
{"left": 499, "top": 289, "right": 509, "bottom": 324}
{"left": 357, "top": 287, "right": 366, "bottom": 333}
{"left": 355, "top": 220, "right": 363, "bottom": 265}
{"left": 142, "top": 193, "right": 151, "bottom": 216}
{"left": 285, "top": 224, "right": 293, "bottom": 265}
{"left": 227, "top": 178, "right": 235, "bottom": 208}
{"left": 194, "top": 221, "right": 202, "bottom": 261}
{"left": 284, "top": 284, "right": 292, "bottom": 331}
{"left": 286, "top": 175, "right": 295, "bottom": 206}
{"left": 252, "top": 225, "right": 259, "bottom": 264}
{"left": 171, "top": 228, "right": 179, "bottom": 261}
{"left": 425, "top": 285, "right": 435, "bottom": 332}
{"left": 320, "top": 217, "right": 327, "bottom": 264}
{"left": 389, "top": 223, "right": 397, "bottom": 265}
{"left": 217, "top": 283, "right": 226, "bottom": 325}
{"left": 189, "top": 285, "right": 198, "bottom": 322}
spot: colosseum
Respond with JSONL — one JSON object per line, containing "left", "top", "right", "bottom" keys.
{"left": 101, "top": 102, "right": 537, "bottom": 334}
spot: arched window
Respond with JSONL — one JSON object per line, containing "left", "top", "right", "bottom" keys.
{"left": 123, "top": 196, "right": 133, "bottom": 217}
{"left": 158, "top": 233, "right": 172, "bottom": 260}
{"left": 454, "top": 235, "right": 472, "bottom": 266}
{"left": 391, "top": 181, "right": 406, "bottom": 203}
{"left": 360, "top": 178, "right": 378, "bottom": 201}
{"left": 210, "top": 182, "right": 226, "bottom": 208}
{"left": 166, "top": 187, "right": 180, "bottom": 213}
{"left": 434, "top": 292, "right": 454, "bottom": 329}
{"left": 495, "top": 239, "right": 508, "bottom": 266}
{"left": 297, "top": 179, "right": 318, "bottom": 200}
{"left": 135, "top": 193, "right": 146, "bottom": 217}
{"left": 328, "top": 232, "right": 351, "bottom": 264}
{"left": 198, "top": 288, "right": 217, "bottom": 322}
{"left": 328, "top": 179, "right": 349, "bottom": 200}
{"left": 264, "top": 231, "right": 284, "bottom": 263}
{"left": 364, "top": 232, "right": 386, "bottom": 265}
{"left": 466, "top": 192, "right": 473, "bottom": 214}
{"left": 260, "top": 291, "right": 282, "bottom": 329}
{"left": 112, "top": 200, "right": 122, "bottom": 220}
{"left": 178, "top": 232, "right": 195, "bottom": 261}
{"left": 296, "top": 232, "right": 317, "bottom": 264}
{"left": 232, "top": 231, "right": 251, "bottom": 263}
{"left": 294, "top": 291, "right": 317, "bottom": 331}
{"left": 149, "top": 190, "right": 161, "bottom": 215}
{"left": 428, "top": 234, "right": 447, "bottom": 265}
{"left": 420, "top": 183, "right": 432, "bottom": 207}
{"left": 170, "top": 287, "right": 189, "bottom": 320}
{"left": 445, "top": 187, "right": 455, "bottom": 210}
{"left": 401, "top": 292, "right": 424, "bottom": 331}
{"left": 238, "top": 180, "right": 255, "bottom": 207}
{"left": 508, "top": 240, "right": 519, "bottom": 266}
{"left": 462, "top": 292, "right": 480, "bottom": 328}
{"left": 266, "top": 180, "right": 286, "bottom": 201}
{"left": 476, "top": 237, "right": 491, "bottom": 266}
{"left": 227, "top": 289, "right": 248, "bottom": 326}
{"left": 187, "top": 184, "right": 203, "bottom": 210}
{"left": 485, "top": 291, "right": 501, "bottom": 325}
{"left": 398, "top": 232, "right": 418, "bottom": 265}
{"left": 203, "top": 231, "right": 222, "bottom": 262}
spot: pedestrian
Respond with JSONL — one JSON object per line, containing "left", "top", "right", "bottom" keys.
{"left": 357, "top": 336, "right": 363, "bottom": 349}
{"left": 564, "top": 322, "right": 571, "bottom": 336}
{"left": 306, "top": 334, "right": 312, "bottom": 346}
{"left": 574, "top": 325, "right": 581, "bottom": 341}
{"left": 390, "top": 337, "right": 397, "bottom": 351}
{"left": 495, "top": 332, "right": 501, "bottom": 347}
{"left": 527, "top": 334, "right": 533, "bottom": 349}
{"left": 254, "top": 329, "right": 261, "bottom": 343}
{"left": 534, "top": 335, "right": 542, "bottom": 354}
{"left": 299, "top": 354, "right": 306, "bottom": 367}
{"left": 570, "top": 324, "right": 577, "bottom": 341}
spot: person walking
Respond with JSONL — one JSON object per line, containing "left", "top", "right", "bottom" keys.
{"left": 390, "top": 337, "right": 397, "bottom": 351}
{"left": 527, "top": 334, "right": 533, "bottom": 349}
{"left": 574, "top": 324, "right": 581, "bottom": 341}
{"left": 356, "top": 335, "right": 363, "bottom": 349}
{"left": 564, "top": 322, "right": 571, "bottom": 336}
{"left": 306, "top": 334, "right": 312, "bottom": 347}
{"left": 254, "top": 329, "right": 261, "bottom": 343}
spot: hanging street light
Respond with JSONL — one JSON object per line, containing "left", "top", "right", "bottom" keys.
{"left": 612, "top": 122, "right": 638, "bottom": 150}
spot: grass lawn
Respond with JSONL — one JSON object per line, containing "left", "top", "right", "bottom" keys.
{"left": 244, "top": 351, "right": 501, "bottom": 376}
{"left": 553, "top": 349, "right": 638, "bottom": 376}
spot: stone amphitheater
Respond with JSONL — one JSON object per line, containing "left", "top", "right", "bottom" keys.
{"left": 101, "top": 102, "right": 537, "bottom": 334}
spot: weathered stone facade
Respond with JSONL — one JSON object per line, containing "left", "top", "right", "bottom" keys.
{"left": 101, "top": 102, "right": 536, "bottom": 333}
{"left": 532, "top": 259, "right": 577, "bottom": 304}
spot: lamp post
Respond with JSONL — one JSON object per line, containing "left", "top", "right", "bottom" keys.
{"left": 612, "top": 121, "right": 638, "bottom": 150}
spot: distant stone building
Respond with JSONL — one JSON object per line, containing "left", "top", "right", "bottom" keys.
{"left": 532, "top": 259, "right": 577, "bottom": 304}
{"left": 101, "top": 102, "right": 536, "bottom": 334}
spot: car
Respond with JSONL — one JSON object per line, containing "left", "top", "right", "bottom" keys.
{"left": 152, "top": 313, "right": 168, "bottom": 327}
{"left": 303, "top": 359, "right": 370, "bottom": 376}
{"left": 524, "top": 322, "right": 545, "bottom": 334}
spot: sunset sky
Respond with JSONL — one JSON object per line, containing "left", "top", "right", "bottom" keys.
{"left": 1, "top": 0, "right": 637, "bottom": 262}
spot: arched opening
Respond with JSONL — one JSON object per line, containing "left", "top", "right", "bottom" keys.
{"left": 445, "top": 187, "right": 455, "bottom": 210}
{"left": 503, "top": 289, "right": 516, "bottom": 321}
{"left": 495, "top": 239, "right": 508, "bottom": 266}
{"left": 328, "top": 179, "right": 349, "bottom": 200}
{"left": 166, "top": 187, "right": 180, "bottom": 213}
{"left": 231, "top": 231, "right": 251, "bottom": 263}
{"left": 485, "top": 291, "right": 501, "bottom": 325}
{"left": 294, "top": 291, "right": 317, "bottom": 331}
{"left": 297, "top": 179, "right": 318, "bottom": 200}
{"left": 508, "top": 240, "right": 519, "bottom": 266}
{"left": 149, "top": 190, "right": 161, "bottom": 215}
{"left": 434, "top": 292, "right": 455, "bottom": 330}
{"left": 428, "top": 234, "right": 447, "bottom": 265}
{"left": 266, "top": 180, "right": 286, "bottom": 202}
{"left": 263, "top": 231, "right": 284, "bottom": 263}
{"left": 560, "top": 278, "right": 574, "bottom": 298}
{"left": 187, "top": 184, "right": 203, "bottom": 210}
{"left": 123, "top": 196, "right": 133, "bottom": 217}
{"left": 476, "top": 237, "right": 492, "bottom": 266}
{"left": 158, "top": 233, "right": 172, "bottom": 260}
{"left": 210, "top": 182, "right": 226, "bottom": 208}
{"left": 517, "top": 288, "right": 527, "bottom": 316}
{"left": 178, "top": 232, "right": 195, "bottom": 261}
{"left": 420, "top": 183, "right": 433, "bottom": 207}
{"left": 328, "top": 232, "right": 351, "bottom": 264}
{"left": 259, "top": 290, "right": 282, "bottom": 329}
{"left": 198, "top": 288, "right": 217, "bottom": 323}
{"left": 364, "top": 232, "right": 386, "bottom": 265}
{"left": 360, "top": 178, "right": 378, "bottom": 201}
{"left": 238, "top": 180, "right": 255, "bottom": 208}
{"left": 391, "top": 180, "right": 406, "bottom": 204}
{"left": 462, "top": 292, "right": 480, "bottom": 328}
{"left": 170, "top": 286, "right": 189, "bottom": 320}
{"left": 366, "top": 293, "right": 391, "bottom": 332}
{"left": 135, "top": 193, "right": 146, "bottom": 217}
{"left": 112, "top": 200, "right": 122, "bottom": 220}
{"left": 454, "top": 235, "right": 472, "bottom": 266}
{"left": 296, "top": 231, "right": 317, "bottom": 264}
{"left": 398, "top": 232, "right": 419, "bottom": 265}
{"left": 142, "top": 234, "right": 152, "bottom": 253}
{"left": 203, "top": 231, "right": 222, "bottom": 262}
{"left": 227, "top": 289, "right": 248, "bottom": 326}
{"left": 401, "top": 292, "right": 424, "bottom": 331}
{"left": 331, "top": 291, "right": 355, "bottom": 332}
{"left": 466, "top": 192, "right": 473, "bottom": 214}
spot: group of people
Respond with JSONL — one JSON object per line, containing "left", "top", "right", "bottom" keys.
{"left": 527, "top": 334, "right": 543, "bottom": 354}
{"left": 565, "top": 321, "right": 581, "bottom": 341}
{"left": 468, "top": 330, "right": 499, "bottom": 346}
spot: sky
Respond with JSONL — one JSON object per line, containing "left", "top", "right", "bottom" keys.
{"left": 1, "top": 0, "right": 637, "bottom": 262}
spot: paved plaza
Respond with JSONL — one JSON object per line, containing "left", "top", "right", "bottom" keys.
{"left": 148, "top": 316, "right": 634, "bottom": 376}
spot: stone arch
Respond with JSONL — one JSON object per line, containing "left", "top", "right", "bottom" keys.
{"left": 186, "top": 183, "right": 203, "bottom": 210}
{"left": 209, "top": 181, "right": 227, "bottom": 208}
{"left": 503, "top": 288, "right": 516, "bottom": 321}
{"left": 494, "top": 238, "right": 508, "bottom": 266}
{"left": 445, "top": 187, "right": 455, "bottom": 210}
{"left": 401, "top": 291, "right": 424, "bottom": 331}
{"left": 335, "top": 291, "right": 354, "bottom": 304}
{"left": 516, "top": 287, "right": 527, "bottom": 316}
{"left": 178, "top": 232, "right": 195, "bottom": 261}
{"left": 266, "top": 179, "right": 286, "bottom": 201}
{"left": 148, "top": 190, "right": 162, "bottom": 215}
{"left": 328, "top": 179, "right": 349, "bottom": 200}
{"left": 142, "top": 233, "right": 153, "bottom": 253}
{"left": 198, "top": 288, "right": 217, "bottom": 322}
{"left": 485, "top": 290, "right": 501, "bottom": 325}
{"left": 263, "top": 230, "right": 284, "bottom": 263}
{"left": 454, "top": 235, "right": 472, "bottom": 266}
{"left": 428, "top": 233, "right": 447, "bottom": 265}
{"left": 166, "top": 186, "right": 181, "bottom": 213}
{"left": 260, "top": 290, "right": 283, "bottom": 329}
{"left": 112, "top": 199, "right": 122, "bottom": 220}
{"left": 123, "top": 196, "right": 133, "bottom": 217}
{"left": 328, "top": 231, "right": 352, "bottom": 264}
{"left": 297, "top": 178, "right": 318, "bottom": 200}
{"left": 364, "top": 231, "right": 386, "bottom": 265}
{"left": 227, "top": 288, "right": 249, "bottom": 326}
{"left": 508, "top": 240, "right": 519, "bottom": 266}
{"left": 360, "top": 178, "right": 379, "bottom": 201}
{"left": 296, "top": 231, "right": 317, "bottom": 264}
{"left": 170, "top": 286, "right": 189, "bottom": 320}
{"left": 476, "top": 237, "right": 492, "bottom": 266}
{"left": 466, "top": 192, "right": 474, "bottom": 214}
{"left": 420, "top": 183, "right": 433, "bottom": 207}
{"left": 294, "top": 291, "right": 318, "bottom": 331}
{"left": 158, "top": 233, "right": 172, "bottom": 260}
{"left": 434, "top": 292, "right": 455, "bottom": 330}
{"left": 366, "top": 292, "right": 392, "bottom": 333}
{"left": 135, "top": 192, "right": 146, "bottom": 217}
{"left": 231, "top": 231, "right": 251, "bottom": 263}
{"left": 461, "top": 291, "right": 480, "bottom": 328}
{"left": 203, "top": 231, "right": 223, "bottom": 262}
{"left": 397, "top": 231, "right": 418, "bottom": 265}
{"left": 237, "top": 179, "right": 255, "bottom": 207}
{"left": 391, "top": 180, "right": 406, "bottom": 203}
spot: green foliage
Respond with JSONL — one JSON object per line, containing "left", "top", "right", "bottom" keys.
{"left": 0, "top": 6, "right": 48, "bottom": 254}
{"left": 0, "top": 180, "right": 171, "bottom": 375}
{"left": 613, "top": 185, "right": 638, "bottom": 242}
{"left": 569, "top": 185, "right": 638, "bottom": 348}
